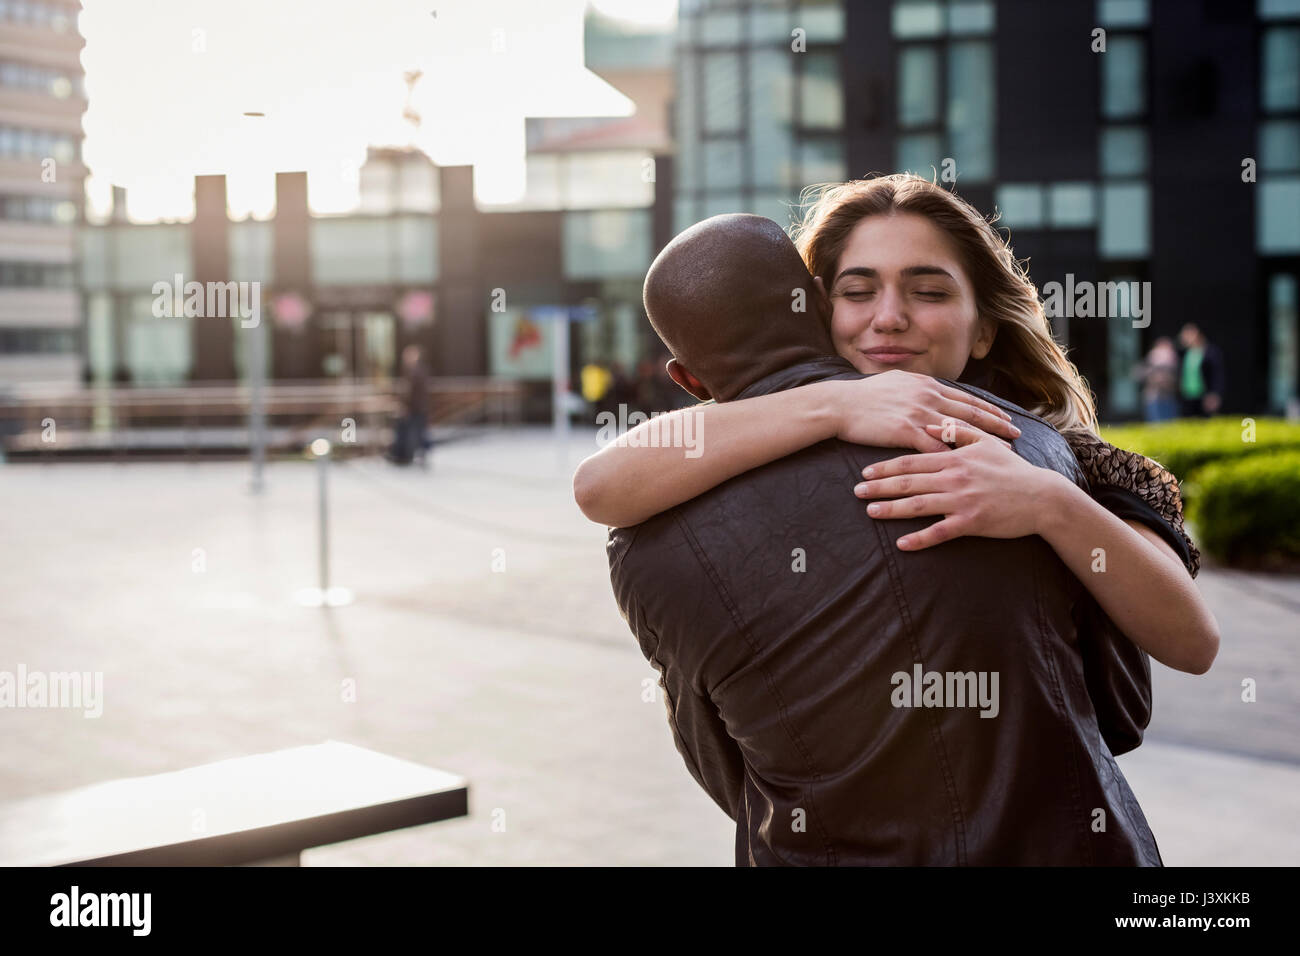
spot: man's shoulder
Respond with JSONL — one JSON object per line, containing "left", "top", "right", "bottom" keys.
{"left": 941, "top": 378, "right": 1053, "bottom": 429}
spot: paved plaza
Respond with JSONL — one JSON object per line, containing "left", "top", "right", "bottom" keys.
{"left": 0, "top": 427, "right": 1296, "bottom": 865}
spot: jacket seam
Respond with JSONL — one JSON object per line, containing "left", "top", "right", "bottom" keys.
{"left": 838, "top": 442, "right": 969, "bottom": 865}
{"left": 1031, "top": 546, "right": 1093, "bottom": 864}
{"left": 606, "top": 523, "right": 641, "bottom": 574}
{"left": 644, "top": 636, "right": 739, "bottom": 820}
{"left": 670, "top": 507, "right": 839, "bottom": 866}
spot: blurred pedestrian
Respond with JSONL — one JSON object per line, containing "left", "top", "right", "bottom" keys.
{"left": 1137, "top": 337, "right": 1180, "bottom": 422}
{"left": 388, "top": 344, "right": 430, "bottom": 467}
{"left": 1178, "top": 324, "right": 1225, "bottom": 417}
{"left": 581, "top": 362, "right": 613, "bottom": 418}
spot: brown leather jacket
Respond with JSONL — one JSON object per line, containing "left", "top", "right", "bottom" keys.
{"left": 607, "top": 356, "right": 1165, "bottom": 866}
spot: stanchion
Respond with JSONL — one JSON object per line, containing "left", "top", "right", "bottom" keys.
{"left": 295, "top": 438, "right": 353, "bottom": 608}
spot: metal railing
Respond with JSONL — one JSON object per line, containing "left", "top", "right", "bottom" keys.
{"left": 0, "top": 378, "right": 524, "bottom": 459}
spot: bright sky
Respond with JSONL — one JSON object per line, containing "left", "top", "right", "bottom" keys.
{"left": 78, "top": 0, "right": 677, "bottom": 223}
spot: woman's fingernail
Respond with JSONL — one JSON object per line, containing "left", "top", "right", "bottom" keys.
{"left": 1011, "top": 425, "right": 1021, "bottom": 435}
{"left": 867, "top": 503, "right": 882, "bottom": 515}
{"left": 854, "top": 483, "right": 869, "bottom": 496}
{"left": 897, "top": 537, "right": 911, "bottom": 549}
{"left": 863, "top": 466, "right": 875, "bottom": 477}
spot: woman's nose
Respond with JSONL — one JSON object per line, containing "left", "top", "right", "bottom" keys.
{"left": 870, "top": 287, "right": 909, "bottom": 332}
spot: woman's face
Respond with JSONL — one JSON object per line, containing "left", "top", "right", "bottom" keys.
{"left": 824, "top": 212, "right": 993, "bottom": 380}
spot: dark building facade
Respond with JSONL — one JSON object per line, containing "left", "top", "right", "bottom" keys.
{"left": 671, "top": 0, "right": 1300, "bottom": 418}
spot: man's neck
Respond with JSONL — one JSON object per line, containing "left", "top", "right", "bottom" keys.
{"left": 713, "top": 344, "right": 848, "bottom": 403}
{"left": 729, "top": 353, "right": 859, "bottom": 403}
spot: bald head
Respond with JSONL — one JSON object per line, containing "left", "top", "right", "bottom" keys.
{"left": 643, "top": 214, "right": 835, "bottom": 402}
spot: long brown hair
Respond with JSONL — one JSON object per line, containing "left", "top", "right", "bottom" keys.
{"left": 789, "top": 173, "right": 1099, "bottom": 437}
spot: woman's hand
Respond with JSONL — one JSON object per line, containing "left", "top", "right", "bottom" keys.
{"left": 853, "top": 420, "right": 1066, "bottom": 550}
{"left": 854, "top": 420, "right": 1221, "bottom": 674}
{"left": 829, "top": 370, "right": 1021, "bottom": 454}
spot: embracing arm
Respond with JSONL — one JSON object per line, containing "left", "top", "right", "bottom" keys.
{"left": 1034, "top": 477, "right": 1219, "bottom": 674}
{"left": 856, "top": 424, "right": 1220, "bottom": 675}
{"left": 574, "top": 382, "right": 840, "bottom": 528}
{"left": 573, "top": 370, "right": 1020, "bottom": 528}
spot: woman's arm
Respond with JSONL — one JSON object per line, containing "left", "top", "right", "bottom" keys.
{"left": 573, "top": 370, "right": 1021, "bottom": 528}
{"left": 1035, "top": 488, "right": 1218, "bottom": 673}
{"left": 575, "top": 381, "right": 838, "bottom": 528}
{"left": 855, "top": 423, "right": 1220, "bottom": 674}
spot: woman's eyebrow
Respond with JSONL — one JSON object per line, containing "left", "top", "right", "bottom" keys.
{"left": 833, "top": 265, "right": 955, "bottom": 283}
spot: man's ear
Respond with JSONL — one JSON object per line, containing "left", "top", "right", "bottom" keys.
{"left": 970, "top": 316, "right": 997, "bottom": 360}
{"left": 666, "top": 358, "right": 713, "bottom": 402}
{"left": 812, "top": 275, "right": 833, "bottom": 326}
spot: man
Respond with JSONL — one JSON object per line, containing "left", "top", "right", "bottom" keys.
{"left": 607, "top": 215, "right": 1161, "bottom": 865}
{"left": 389, "top": 344, "right": 430, "bottom": 467}
{"left": 1178, "top": 323, "right": 1225, "bottom": 417}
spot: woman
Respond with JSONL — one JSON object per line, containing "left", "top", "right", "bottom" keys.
{"left": 574, "top": 174, "right": 1218, "bottom": 676}
{"left": 1137, "top": 337, "right": 1180, "bottom": 422}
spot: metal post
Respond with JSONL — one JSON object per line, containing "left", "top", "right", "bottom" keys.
{"left": 242, "top": 109, "right": 268, "bottom": 494}
{"left": 553, "top": 312, "right": 569, "bottom": 471}
{"left": 317, "top": 437, "right": 329, "bottom": 592}
{"left": 250, "top": 316, "right": 267, "bottom": 492}
{"left": 294, "top": 438, "right": 353, "bottom": 608}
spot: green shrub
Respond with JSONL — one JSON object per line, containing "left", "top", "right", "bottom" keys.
{"left": 1100, "top": 417, "right": 1300, "bottom": 484}
{"left": 1186, "top": 451, "right": 1300, "bottom": 566}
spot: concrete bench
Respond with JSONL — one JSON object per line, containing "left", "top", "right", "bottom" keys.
{"left": 0, "top": 741, "right": 468, "bottom": 866}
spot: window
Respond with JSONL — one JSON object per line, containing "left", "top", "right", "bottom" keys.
{"left": 1262, "top": 26, "right": 1300, "bottom": 112}
{"left": 677, "top": 2, "right": 846, "bottom": 234}
{"left": 703, "top": 52, "right": 742, "bottom": 134}
{"left": 798, "top": 139, "right": 846, "bottom": 184}
{"left": 1269, "top": 274, "right": 1299, "bottom": 411}
{"left": 1258, "top": 9, "right": 1300, "bottom": 255}
{"left": 1261, "top": 120, "right": 1300, "bottom": 171}
{"left": 897, "top": 132, "right": 943, "bottom": 178}
{"left": 1258, "top": 180, "right": 1300, "bottom": 252}
{"left": 703, "top": 139, "right": 744, "bottom": 190}
{"left": 1100, "top": 127, "right": 1149, "bottom": 176}
{"left": 994, "top": 185, "right": 1044, "bottom": 228}
{"left": 898, "top": 47, "right": 941, "bottom": 127}
{"left": 892, "top": 2, "right": 995, "bottom": 183}
{"left": 949, "top": 0, "right": 995, "bottom": 34}
{"left": 1097, "top": 0, "right": 1149, "bottom": 27}
{"left": 799, "top": 51, "right": 842, "bottom": 129}
{"left": 563, "top": 210, "right": 652, "bottom": 280}
{"left": 947, "top": 40, "right": 994, "bottom": 181}
{"left": 1100, "top": 183, "right": 1150, "bottom": 257}
{"left": 892, "top": 1, "right": 944, "bottom": 38}
{"left": 1106, "top": 275, "right": 1142, "bottom": 416}
{"left": 1048, "top": 183, "right": 1097, "bottom": 228}
{"left": 1262, "top": 0, "right": 1300, "bottom": 18}
{"left": 1101, "top": 35, "right": 1146, "bottom": 119}
{"left": 701, "top": 9, "right": 743, "bottom": 45}
{"left": 749, "top": 47, "right": 794, "bottom": 188}
{"left": 798, "top": 0, "right": 846, "bottom": 42}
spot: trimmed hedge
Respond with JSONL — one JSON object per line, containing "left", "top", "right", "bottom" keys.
{"left": 1186, "top": 451, "right": 1300, "bottom": 567}
{"left": 1100, "top": 417, "right": 1300, "bottom": 484}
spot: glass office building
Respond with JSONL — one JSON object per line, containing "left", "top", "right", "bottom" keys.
{"left": 670, "top": 0, "right": 1300, "bottom": 417}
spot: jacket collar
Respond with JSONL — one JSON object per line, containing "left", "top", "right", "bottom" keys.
{"left": 732, "top": 355, "right": 861, "bottom": 402}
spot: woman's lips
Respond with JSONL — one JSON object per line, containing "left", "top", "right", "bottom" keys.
{"left": 861, "top": 349, "right": 920, "bottom": 365}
